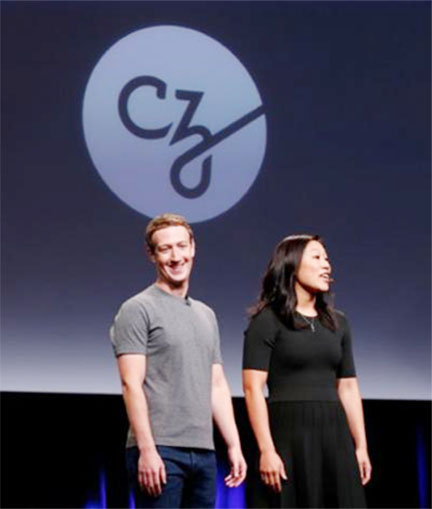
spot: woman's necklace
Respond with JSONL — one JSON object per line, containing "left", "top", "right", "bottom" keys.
{"left": 299, "top": 313, "right": 316, "bottom": 332}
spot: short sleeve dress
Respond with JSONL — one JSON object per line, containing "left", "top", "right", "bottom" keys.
{"left": 243, "top": 307, "right": 366, "bottom": 508}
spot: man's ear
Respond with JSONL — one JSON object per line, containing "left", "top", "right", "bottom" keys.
{"left": 191, "top": 239, "right": 196, "bottom": 257}
{"left": 146, "top": 245, "right": 156, "bottom": 263}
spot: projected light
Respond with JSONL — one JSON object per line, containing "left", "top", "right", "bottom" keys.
{"left": 84, "top": 470, "right": 107, "bottom": 509}
{"left": 84, "top": 466, "right": 245, "bottom": 509}
{"left": 416, "top": 425, "right": 429, "bottom": 508}
{"left": 83, "top": 25, "right": 267, "bottom": 223}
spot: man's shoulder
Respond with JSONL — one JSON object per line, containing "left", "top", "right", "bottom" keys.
{"left": 189, "top": 296, "right": 215, "bottom": 312}
{"left": 189, "top": 296, "right": 217, "bottom": 319}
{"left": 117, "top": 285, "right": 159, "bottom": 313}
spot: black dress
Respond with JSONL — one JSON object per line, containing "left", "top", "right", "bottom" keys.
{"left": 243, "top": 307, "right": 366, "bottom": 508}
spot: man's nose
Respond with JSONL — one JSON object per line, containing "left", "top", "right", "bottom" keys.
{"left": 170, "top": 247, "right": 181, "bottom": 261}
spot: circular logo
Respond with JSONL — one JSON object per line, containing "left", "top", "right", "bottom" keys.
{"left": 82, "top": 25, "right": 266, "bottom": 222}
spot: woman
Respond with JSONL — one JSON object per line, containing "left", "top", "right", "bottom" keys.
{"left": 243, "top": 235, "right": 371, "bottom": 508}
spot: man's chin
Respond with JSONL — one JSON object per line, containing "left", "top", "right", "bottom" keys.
{"left": 165, "top": 275, "right": 187, "bottom": 287}
{"left": 170, "top": 279, "right": 185, "bottom": 287}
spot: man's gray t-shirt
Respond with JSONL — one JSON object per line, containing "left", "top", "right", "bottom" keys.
{"left": 110, "top": 285, "right": 222, "bottom": 450}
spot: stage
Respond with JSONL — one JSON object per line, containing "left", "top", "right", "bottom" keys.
{"left": 2, "top": 392, "right": 430, "bottom": 508}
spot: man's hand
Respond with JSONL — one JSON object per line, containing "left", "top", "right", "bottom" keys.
{"left": 138, "top": 448, "right": 167, "bottom": 497}
{"left": 259, "top": 449, "right": 287, "bottom": 493}
{"left": 224, "top": 445, "right": 247, "bottom": 488}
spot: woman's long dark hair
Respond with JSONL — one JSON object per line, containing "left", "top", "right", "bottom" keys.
{"left": 250, "top": 234, "right": 338, "bottom": 331}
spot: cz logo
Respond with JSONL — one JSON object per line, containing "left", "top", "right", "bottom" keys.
{"left": 83, "top": 26, "right": 267, "bottom": 222}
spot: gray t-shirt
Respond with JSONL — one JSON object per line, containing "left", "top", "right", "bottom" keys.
{"left": 110, "top": 284, "right": 222, "bottom": 450}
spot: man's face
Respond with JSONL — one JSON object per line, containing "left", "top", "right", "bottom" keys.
{"left": 150, "top": 225, "right": 195, "bottom": 288}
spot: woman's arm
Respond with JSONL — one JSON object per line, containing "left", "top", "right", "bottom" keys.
{"left": 337, "top": 377, "right": 372, "bottom": 485}
{"left": 243, "top": 369, "right": 287, "bottom": 492}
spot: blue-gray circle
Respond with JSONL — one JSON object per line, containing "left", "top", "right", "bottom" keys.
{"left": 82, "top": 25, "right": 267, "bottom": 223}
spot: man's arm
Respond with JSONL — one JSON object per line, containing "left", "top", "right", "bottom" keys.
{"left": 211, "top": 363, "right": 247, "bottom": 487}
{"left": 117, "top": 354, "right": 166, "bottom": 496}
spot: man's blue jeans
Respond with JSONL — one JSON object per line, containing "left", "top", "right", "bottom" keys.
{"left": 126, "top": 445, "right": 217, "bottom": 508}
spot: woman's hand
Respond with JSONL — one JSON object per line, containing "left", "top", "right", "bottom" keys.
{"left": 259, "top": 449, "right": 287, "bottom": 493}
{"left": 356, "top": 447, "right": 372, "bottom": 485}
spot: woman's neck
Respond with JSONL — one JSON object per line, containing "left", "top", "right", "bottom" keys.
{"left": 294, "top": 282, "right": 317, "bottom": 316}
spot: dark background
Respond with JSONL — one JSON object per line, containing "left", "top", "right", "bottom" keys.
{"left": 1, "top": 1, "right": 431, "bottom": 508}
{"left": 2, "top": 0, "right": 430, "bottom": 399}
{"left": 1, "top": 394, "right": 431, "bottom": 508}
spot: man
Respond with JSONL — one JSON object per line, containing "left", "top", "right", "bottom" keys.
{"left": 110, "top": 213, "right": 246, "bottom": 508}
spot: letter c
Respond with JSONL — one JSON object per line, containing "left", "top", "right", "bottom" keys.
{"left": 118, "top": 76, "right": 172, "bottom": 139}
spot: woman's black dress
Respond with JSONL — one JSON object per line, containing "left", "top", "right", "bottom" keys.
{"left": 243, "top": 307, "right": 366, "bottom": 508}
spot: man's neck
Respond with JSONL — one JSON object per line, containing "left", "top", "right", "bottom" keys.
{"left": 155, "top": 280, "right": 189, "bottom": 299}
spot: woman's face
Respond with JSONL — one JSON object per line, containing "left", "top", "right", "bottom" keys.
{"left": 295, "top": 240, "right": 332, "bottom": 294}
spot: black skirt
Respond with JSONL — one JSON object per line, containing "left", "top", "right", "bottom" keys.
{"left": 249, "top": 401, "right": 366, "bottom": 508}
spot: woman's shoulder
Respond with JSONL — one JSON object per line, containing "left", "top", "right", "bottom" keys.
{"left": 250, "top": 305, "right": 279, "bottom": 323}
{"left": 333, "top": 309, "right": 350, "bottom": 331}
{"left": 334, "top": 308, "right": 347, "bottom": 319}
{"left": 247, "top": 305, "right": 281, "bottom": 332}
{"left": 244, "top": 305, "right": 281, "bottom": 349}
